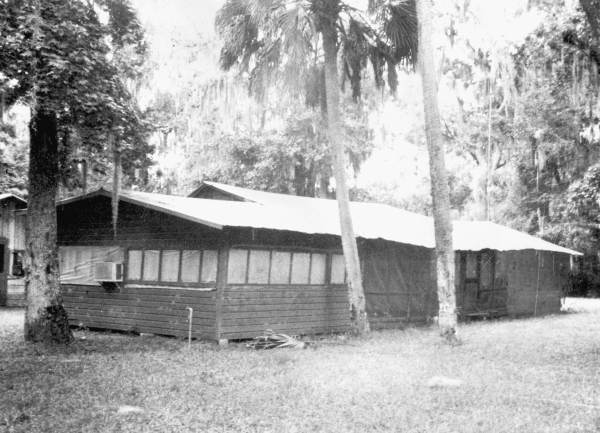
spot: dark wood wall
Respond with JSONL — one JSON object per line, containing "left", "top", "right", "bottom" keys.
{"left": 58, "top": 196, "right": 221, "bottom": 338}
{"left": 62, "top": 285, "right": 216, "bottom": 338}
{"left": 219, "top": 284, "right": 350, "bottom": 339}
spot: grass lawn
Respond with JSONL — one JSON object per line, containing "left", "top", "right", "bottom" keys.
{"left": 1, "top": 299, "right": 600, "bottom": 433}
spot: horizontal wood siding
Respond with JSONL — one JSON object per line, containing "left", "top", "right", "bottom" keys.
{"left": 7, "top": 278, "right": 25, "bottom": 307}
{"left": 220, "top": 284, "right": 350, "bottom": 339}
{"left": 62, "top": 284, "right": 216, "bottom": 338}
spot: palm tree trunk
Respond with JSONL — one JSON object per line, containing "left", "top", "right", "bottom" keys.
{"left": 321, "top": 6, "right": 369, "bottom": 335}
{"left": 24, "top": 107, "right": 72, "bottom": 343}
{"left": 416, "top": 0, "right": 457, "bottom": 341}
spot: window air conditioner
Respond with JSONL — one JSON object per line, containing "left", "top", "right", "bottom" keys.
{"left": 94, "top": 262, "right": 123, "bottom": 282}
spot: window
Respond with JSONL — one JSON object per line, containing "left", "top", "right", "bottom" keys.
{"left": 161, "top": 250, "right": 180, "bottom": 282}
{"left": 270, "top": 251, "right": 291, "bottom": 284}
{"left": 331, "top": 254, "right": 346, "bottom": 284}
{"left": 226, "top": 248, "right": 341, "bottom": 286}
{"left": 126, "top": 248, "right": 218, "bottom": 285}
{"left": 11, "top": 250, "right": 24, "bottom": 277}
{"left": 201, "top": 250, "right": 218, "bottom": 283}
{"left": 59, "top": 246, "right": 124, "bottom": 285}
{"left": 127, "top": 250, "right": 142, "bottom": 280}
{"left": 291, "top": 252, "right": 310, "bottom": 284}
{"left": 310, "top": 253, "right": 326, "bottom": 284}
{"left": 181, "top": 250, "right": 200, "bottom": 282}
{"left": 248, "top": 250, "right": 270, "bottom": 284}
{"left": 227, "top": 249, "right": 248, "bottom": 284}
{"left": 142, "top": 250, "right": 160, "bottom": 281}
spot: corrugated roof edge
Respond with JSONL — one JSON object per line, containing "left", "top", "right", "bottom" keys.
{"left": 58, "top": 187, "right": 582, "bottom": 256}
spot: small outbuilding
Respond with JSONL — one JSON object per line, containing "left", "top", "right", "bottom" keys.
{"left": 0, "top": 193, "right": 26, "bottom": 307}
{"left": 56, "top": 183, "right": 580, "bottom": 341}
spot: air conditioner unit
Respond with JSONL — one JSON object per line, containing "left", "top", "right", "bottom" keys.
{"left": 94, "top": 262, "right": 123, "bottom": 282}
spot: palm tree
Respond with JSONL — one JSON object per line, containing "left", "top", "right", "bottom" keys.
{"left": 416, "top": 0, "right": 457, "bottom": 340}
{"left": 216, "top": 0, "right": 417, "bottom": 334}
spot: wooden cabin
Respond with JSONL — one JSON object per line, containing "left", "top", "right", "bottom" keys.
{"left": 0, "top": 193, "right": 26, "bottom": 307}
{"left": 56, "top": 183, "right": 579, "bottom": 341}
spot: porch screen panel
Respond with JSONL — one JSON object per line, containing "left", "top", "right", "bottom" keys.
{"left": 127, "top": 250, "right": 142, "bottom": 280}
{"left": 227, "top": 249, "right": 248, "bottom": 284}
{"left": 480, "top": 251, "right": 494, "bottom": 289}
{"left": 331, "top": 254, "right": 346, "bottom": 284}
{"left": 143, "top": 250, "right": 160, "bottom": 281}
{"left": 247, "top": 250, "right": 270, "bottom": 284}
{"left": 310, "top": 253, "right": 326, "bottom": 284}
{"left": 161, "top": 250, "right": 180, "bottom": 282}
{"left": 291, "top": 252, "right": 310, "bottom": 284}
{"left": 201, "top": 250, "right": 218, "bottom": 283}
{"left": 466, "top": 253, "right": 478, "bottom": 279}
{"left": 270, "top": 251, "right": 291, "bottom": 284}
{"left": 181, "top": 250, "right": 200, "bottom": 283}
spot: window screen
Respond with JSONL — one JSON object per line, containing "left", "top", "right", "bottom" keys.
{"left": 291, "top": 252, "right": 310, "bottom": 284}
{"left": 127, "top": 250, "right": 142, "bottom": 280}
{"left": 270, "top": 251, "right": 291, "bottom": 284}
{"left": 310, "top": 253, "right": 326, "bottom": 284}
{"left": 59, "top": 246, "right": 124, "bottom": 285}
{"left": 466, "top": 253, "right": 478, "bottom": 279}
{"left": 248, "top": 250, "right": 270, "bottom": 284}
{"left": 201, "top": 250, "right": 218, "bottom": 282}
{"left": 181, "top": 250, "right": 200, "bottom": 283}
{"left": 331, "top": 254, "right": 346, "bottom": 284}
{"left": 143, "top": 250, "right": 160, "bottom": 281}
{"left": 227, "top": 249, "right": 248, "bottom": 284}
{"left": 161, "top": 250, "right": 180, "bottom": 282}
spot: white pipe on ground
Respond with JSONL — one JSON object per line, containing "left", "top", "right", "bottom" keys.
{"left": 186, "top": 307, "right": 193, "bottom": 348}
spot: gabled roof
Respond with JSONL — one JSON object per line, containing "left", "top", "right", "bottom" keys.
{"left": 58, "top": 186, "right": 582, "bottom": 256}
{"left": 0, "top": 193, "right": 27, "bottom": 209}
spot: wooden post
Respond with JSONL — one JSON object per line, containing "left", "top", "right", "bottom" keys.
{"left": 214, "top": 240, "right": 229, "bottom": 343}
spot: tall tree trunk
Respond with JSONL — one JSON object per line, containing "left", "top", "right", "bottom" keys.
{"left": 321, "top": 2, "right": 369, "bottom": 335}
{"left": 111, "top": 134, "right": 121, "bottom": 238}
{"left": 24, "top": 108, "right": 72, "bottom": 343}
{"left": 416, "top": 0, "right": 457, "bottom": 341}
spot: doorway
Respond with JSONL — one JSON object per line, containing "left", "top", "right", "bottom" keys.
{"left": 458, "top": 250, "right": 506, "bottom": 317}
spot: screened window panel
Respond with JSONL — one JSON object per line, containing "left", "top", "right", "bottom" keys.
{"left": 59, "top": 246, "right": 123, "bottom": 285}
{"left": 143, "top": 250, "right": 160, "bottom": 281}
{"left": 331, "top": 254, "right": 346, "bottom": 284}
{"left": 466, "top": 253, "right": 478, "bottom": 279}
{"left": 310, "top": 253, "right": 327, "bottom": 284}
{"left": 227, "top": 249, "right": 248, "bottom": 284}
{"left": 480, "top": 252, "right": 494, "bottom": 288}
{"left": 74, "top": 248, "right": 93, "bottom": 283}
{"left": 161, "top": 250, "right": 180, "bottom": 282}
{"left": 270, "top": 251, "right": 291, "bottom": 284}
{"left": 291, "top": 252, "right": 310, "bottom": 284}
{"left": 248, "top": 250, "right": 270, "bottom": 284}
{"left": 201, "top": 250, "right": 218, "bottom": 283}
{"left": 127, "top": 250, "right": 142, "bottom": 280}
{"left": 181, "top": 250, "right": 200, "bottom": 283}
